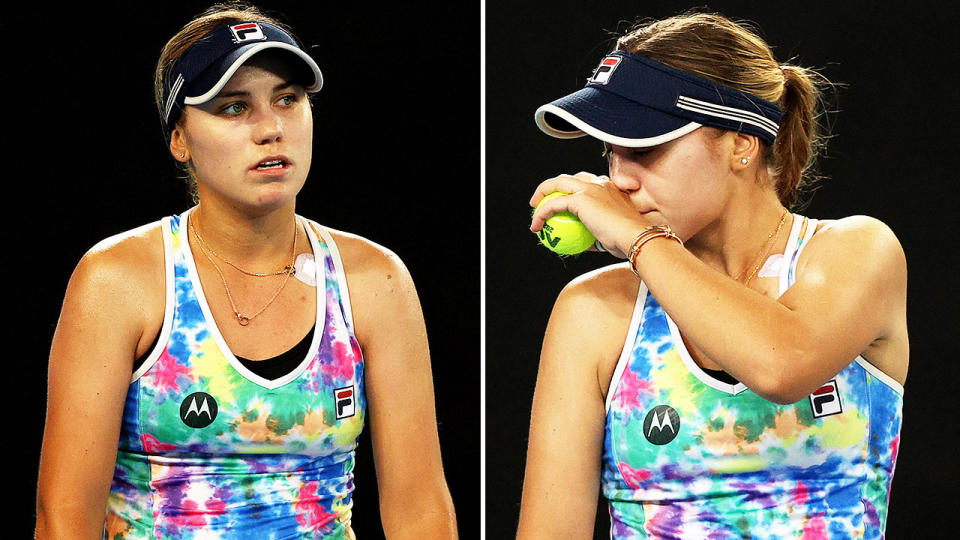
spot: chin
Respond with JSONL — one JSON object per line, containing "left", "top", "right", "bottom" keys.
{"left": 239, "top": 184, "right": 300, "bottom": 214}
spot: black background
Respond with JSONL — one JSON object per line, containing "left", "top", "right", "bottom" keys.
{"left": 10, "top": 0, "right": 960, "bottom": 537}
{"left": 487, "top": 1, "right": 958, "bottom": 539}
{"left": 8, "top": 1, "right": 478, "bottom": 538}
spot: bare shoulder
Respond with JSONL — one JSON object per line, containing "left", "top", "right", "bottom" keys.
{"left": 64, "top": 221, "right": 166, "bottom": 342}
{"left": 309, "top": 223, "right": 420, "bottom": 343}
{"left": 545, "top": 262, "right": 640, "bottom": 394}
{"left": 540, "top": 261, "right": 642, "bottom": 387}
{"left": 800, "top": 215, "right": 906, "bottom": 281}
{"left": 51, "top": 220, "right": 167, "bottom": 377}
{"left": 553, "top": 261, "right": 640, "bottom": 323}
{"left": 72, "top": 221, "right": 165, "bottom": 296}
{"left": 310, "top": 223, "right": 409, "bottom": 282}
{"left": 814, "top": 215, "right": 903, "bottom": 247}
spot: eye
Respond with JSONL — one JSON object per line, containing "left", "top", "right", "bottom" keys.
{"left": 633, "top": 148, "right": 652, "bottom": 157}
{"left": 277, "top": 94, "right": 298, "bottom": 106}
{"left": 221, "top": 102, "right": 246, "bottom": 115}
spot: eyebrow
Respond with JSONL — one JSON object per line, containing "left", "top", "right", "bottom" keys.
{"left": 214, "top": 81, "right": 298, "bottom": 100}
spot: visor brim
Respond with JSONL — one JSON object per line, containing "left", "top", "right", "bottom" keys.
{"left": 183, "top": 42, "right": 323, "bottom": 106}
{"left": 535, "top": 87, "right": 701, "bottom": 148}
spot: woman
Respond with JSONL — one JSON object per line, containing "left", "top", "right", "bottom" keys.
{"left": 35, "top": 4, "right": 456, "bottom": 538}
{"left": 518, "top": 13, "right": 906, "bottom": 539}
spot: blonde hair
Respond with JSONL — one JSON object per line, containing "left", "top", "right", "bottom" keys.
{"left": 154, "top": 2, "right": 295, "bottom": 203}
{"left": 616, "top": 12, "right": 832, "bottom": 209}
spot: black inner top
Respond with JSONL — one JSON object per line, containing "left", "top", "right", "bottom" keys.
{"left": 701, "top": 366, "right": 740, "bottom": 385}
{"left": 132, "top": 325, "right": 317, "bottom": 381}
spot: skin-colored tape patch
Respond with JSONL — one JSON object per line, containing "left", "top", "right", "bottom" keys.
{"left": 757, "top": 254, "right": 782, "bottom": 278}
{"left": 294, "top": 253, "right": 317, "bottom": 286}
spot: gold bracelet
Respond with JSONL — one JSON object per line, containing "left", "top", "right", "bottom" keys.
{"left": 627, "top": 225, "right": 677, "bottom": 260}
{"left": 627, "top": 225, "right": 682, "bottom": 278}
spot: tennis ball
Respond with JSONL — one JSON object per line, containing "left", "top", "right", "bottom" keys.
{"left": 534, "top": 191, "right": 596, "bottom": 255}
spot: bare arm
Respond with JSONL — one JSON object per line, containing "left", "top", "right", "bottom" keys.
{"left": 531, "top": 175, "right": 908, "bottom": 404}
{"left": 518, "top": 269, "right": 635, "bottom": 538}
{"left": 36, "top": 235, "right": 159, "bottom": 538}
{"left": 336, "top": 231, "right": 457, "bottom": 539}
{"left": 633, "top": 216, "right": 907, "bottom": 402}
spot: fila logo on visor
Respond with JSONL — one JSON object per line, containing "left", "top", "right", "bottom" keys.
{"left": 809, "top": 379, "right": 843, "bottom": 418}
{"left": 335, "top": 385, "right": 356, "bottom": 419}
{"left": 588, "top": 56, "right": 622, "bottom": 85}
{"left": 230, "top": 23, "right": 266, "bottom": 43}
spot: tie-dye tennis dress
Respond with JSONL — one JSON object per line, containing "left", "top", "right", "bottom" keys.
{"left": 603, "top": 215, "right": 903, "bottom": 539}
{"left": 104, "top": 209, "right": 364, "bottom": 539}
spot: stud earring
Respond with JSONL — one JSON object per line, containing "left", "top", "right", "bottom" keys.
{"left": 740, "top": 157, "right": 750, "bottom": 165}
{"left": 180, "top": 152, "right": 185, "bottom": 159}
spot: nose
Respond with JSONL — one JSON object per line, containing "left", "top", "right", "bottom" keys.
{"left": 251, "top": 106, "right": 283, "bottom": 145}
{"left": 607, "top": 151, "right": 641, "bottom": 192}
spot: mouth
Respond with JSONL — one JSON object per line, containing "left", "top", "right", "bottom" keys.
{"left": 252, "top": 156, "right": 292, "bottom": 171}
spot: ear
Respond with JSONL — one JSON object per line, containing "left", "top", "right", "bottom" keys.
{"left": 731, "top": 132, "right": 761, "bottom": 170}
{"left": 169, "top": 125, "right": 190, "bottom": 163}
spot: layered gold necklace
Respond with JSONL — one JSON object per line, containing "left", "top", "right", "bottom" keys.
{"left": 190, "top": 217, "right": 298, "bottom": 326}
{"left": 736, "top": 210, "right": 788, "bottom": 286}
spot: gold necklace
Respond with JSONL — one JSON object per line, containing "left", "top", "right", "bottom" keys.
{"left": 737, "top": 210, "right": 788, "bottom": 286}
{"left": 191, "top": 220, "right": 297, "bottom": 277}
{"left": 190, "top": 218, "right": 299, "bottom": 326}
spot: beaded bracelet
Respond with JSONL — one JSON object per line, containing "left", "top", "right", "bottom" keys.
{"left": 627, "top": 225, "right": 682, "bottom": 278}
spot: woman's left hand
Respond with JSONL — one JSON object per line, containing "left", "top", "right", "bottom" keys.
{"left": 529, "top": 171, "right": 653, "bottom": 258}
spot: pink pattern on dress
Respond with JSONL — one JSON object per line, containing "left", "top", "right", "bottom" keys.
{"left": 148, "top": 349, "right": 193, "bottom": 397}
{"left": 619, "top": 462, "right": 653, "bottom": 489}
{"left": 141, "top": 433, "right": 179, "bottom": 453}
{"left": 295, "top": 481, "right": 339, "bottom": 532}
{"left": 322, "top": 341, "right": 356, "bottom": 381}
{"left": 801, "top": 513, "right": 828, "bottom": 540}
{"left": 791, "top": 480, "right": 810, "bottom": 506}
{"left": 616, "top": 363, "right": 654, "bottom": 409}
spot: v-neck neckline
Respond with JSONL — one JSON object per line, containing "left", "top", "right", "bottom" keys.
{"left": 179, "top": 207, "right": 328, "bottom": 390}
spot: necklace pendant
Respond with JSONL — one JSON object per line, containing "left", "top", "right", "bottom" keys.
{"left": 237, "top": 315, "right": 251, "bottom": 326}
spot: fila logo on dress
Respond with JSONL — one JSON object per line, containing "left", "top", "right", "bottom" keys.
{"left": 335, "top": 385, "right": 356, "bottom": 420}
{"left": 229, "top": 23, "right": 266, "bottom": 43}
{"left": 180, "top": 392, "right": 219, "bottom": 428}
{"left": 809, "top": 379, "right": 843, "bottom": 418}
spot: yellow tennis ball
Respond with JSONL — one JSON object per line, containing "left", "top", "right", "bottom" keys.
{"left": 534, "top": 191, "right": 596, "bottom": 255}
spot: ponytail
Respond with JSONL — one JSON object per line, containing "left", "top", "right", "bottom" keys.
{"left": 770, "top": 64, "right": 830, "bottom": 209}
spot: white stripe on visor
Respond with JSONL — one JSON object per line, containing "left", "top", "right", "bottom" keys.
{"left": 535, "top": 104, "right": 703, "bottom": 148}
{"left": 676, "top": 95, "right": 779, "bottom": 138}
{"left": 164, "top": 73, "right": 185, "bottom": 124}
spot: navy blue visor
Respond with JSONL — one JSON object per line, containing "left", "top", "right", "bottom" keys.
{"left": 535, "top": 51, "right": 782, "bottom": 148}
{"left": 161, "top": 21, "right": 322, "bottom": 135}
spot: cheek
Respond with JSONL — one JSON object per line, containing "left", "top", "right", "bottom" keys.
{"left": 187, "top": 128, "right": 244, "bottom": 178}
{"left": 296, "top": 109, "right": 313, "bottom": 143}
{"left": 649, "top": 161, "right": 726, "bottom": 228}
{"left": 295, "top": 114, "right": 314, "bottom": 172}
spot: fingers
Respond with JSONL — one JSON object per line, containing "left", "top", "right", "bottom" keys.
{"left": 528, "top": 172, "right": 609, "bottom": 208}
{"left": 529, "top": 173, "right": 617, "bottom": 233}
{"left": 530, "top": 192, "right": 578, "bottom": 233}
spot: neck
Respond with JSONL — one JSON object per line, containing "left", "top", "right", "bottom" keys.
{"left": 684, "top": 183, "right": 789, "bottom": 280}
{"left": 190, "top": 197, "right": 300, "bottom": 268}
